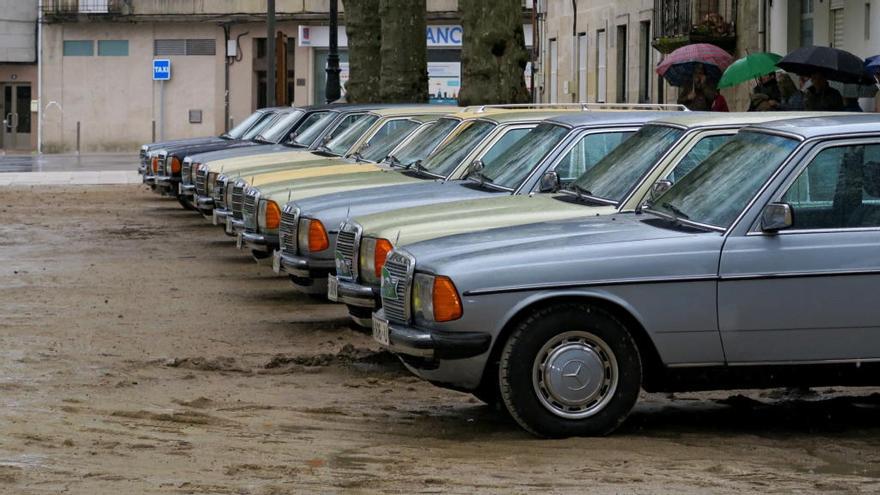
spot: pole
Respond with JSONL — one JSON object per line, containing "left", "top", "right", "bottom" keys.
{"left": 325, "top": 0, "right": 341, "bottom": 103}
{"left": 159, "top": 80, "right": 165, "bottom": 141}
{"left": 37, "top": 0, "right": 43, "bottom": 153}
{"left": 267, "top": 0, "right": 276, "bottom": 107}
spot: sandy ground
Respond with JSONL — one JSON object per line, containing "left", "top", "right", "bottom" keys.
{"left": 2, "top": 185, "right": 880, "bottom": 494}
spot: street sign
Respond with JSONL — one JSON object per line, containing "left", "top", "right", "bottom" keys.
{"left": 152, "top": 59, "right": 171, "bottom": 81}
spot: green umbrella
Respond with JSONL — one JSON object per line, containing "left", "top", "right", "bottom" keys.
{"left": 718, "top": 52, "right": 783, "bottom": 88}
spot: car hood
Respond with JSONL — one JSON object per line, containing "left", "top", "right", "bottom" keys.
{"left": 146, "top": 136, "right": 224, "bottom": 152}
{"left": 189, "top": 143, "right": 291, "bottom": 163}
{"left": 362, "top": 193, "right": 611, "bottom": 246}
{"left": 293, "top": 180, "right": 502, "bottom": 230}
{"left": 247, "top": 160, "right": 372, "bottom": 187}
{"left": 207, "top": 149, "right": 326, "bottom": 173}
{"left": 402, "top": 214, "right": 723, "bottom": 293}
{"left": 165, "top": 139, "right": 255, "bottom": 157}
{"left": 260, "top": 169, "right": 424, "bottom": 204}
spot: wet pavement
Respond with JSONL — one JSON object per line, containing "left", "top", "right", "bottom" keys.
{"left": 0, "top": 153, "right": 136, "bottom": 173}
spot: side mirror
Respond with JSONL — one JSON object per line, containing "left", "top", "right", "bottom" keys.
{"left": 321, "top": 135, "right": 332, "bottom": 144}
{"left": 650, "top": 179, "right": 673, "bottom": 201}
{"left": 538, "top": 170, "right": 561, "bottom": 193}
{"left": 760, "top": 203, "right": 793, "bottom": 232}
{"left": 288, "top": 131, "right": 298, "bottom": 141}
{"left": 469, "top": 159, "right": 485, "bottom": 176}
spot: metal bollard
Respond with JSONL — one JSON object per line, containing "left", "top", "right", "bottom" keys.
{"left": 76, "top": 121, "right": 81, "bottom": 154}
{"left": 152, "top": 120, "right": 156, "bottom": 142}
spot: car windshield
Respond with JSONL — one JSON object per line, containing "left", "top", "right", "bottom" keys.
{"left": 226, "top": 111, "right": 266, "bottom": 139}
{"left": 649, "top": 131, "right": 799, "bottom": 229}
{"left": 258, "top": 110, "right": 305, "bottom": 142}
{"left": 323, "top": 114, "right": 379, "bottom": 155}
{"left": 388, "top": 118, "right": 461, "bottom": 167}
{"left": 243, "top": 113, "right": 281, "bottom": 140}
{"left": 292, "top": 112, "right": 338, "bottom": 146}
{"left": 284, "top": 111, "right": 329, "bottom": 146}
{"left": 419, "top": 120, "right": 497, "bottom": 177}
{"left": 478, "top": 123, "right": 570, "bottom": 190}
{"left": 357, "top": 119, "right": 421, "bottom": 162}
{"left": 568, "top": 124, "right": 685, "bottom": 204}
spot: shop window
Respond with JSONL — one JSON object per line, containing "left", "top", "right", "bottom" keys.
{"left": 98, "top": 40, "right": 128, "bottom": 56}
{"left": 63, "top": 40, "right": 93, "bottom": 56}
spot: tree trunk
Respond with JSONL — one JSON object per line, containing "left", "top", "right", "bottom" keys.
{"left": 458, "top": 0, "right": 530, "bottom": 106}
{"left": 379, "top": 0, "right": 428, "bottom": 102}
{"left": 341, "top": 0, "right": 382, "bottom": 103}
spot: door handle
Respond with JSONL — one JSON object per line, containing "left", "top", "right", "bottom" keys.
{"left": 4, "top": 113, "right": 12, "bottom": 130}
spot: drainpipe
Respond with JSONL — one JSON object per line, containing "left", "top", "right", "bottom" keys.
{"left": 223, "top": 24, "right": 230, "bottom": 131}
{"left": 571, "top": 0, "right": 577, "bottom": 102}
{"left": 37, "top": 0, "right": 43, "bottom": 154}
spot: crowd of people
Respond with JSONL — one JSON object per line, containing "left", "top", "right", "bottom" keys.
{"left": 677, "top": 67, "right": 879, "bottom": 113}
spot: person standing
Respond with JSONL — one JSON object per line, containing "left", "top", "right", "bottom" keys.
{"left": 804, "top": 72, "right": 844, "bottom": 111}
{"left": 777, "top": 73, "right": 804, "bottom": 110}
{"left": 677, "top": 64, "right": 714, "bottom": 111}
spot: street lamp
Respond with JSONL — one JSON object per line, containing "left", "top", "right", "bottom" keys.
{"left": 325, "top": 0, "right": 342, "bottom": 103}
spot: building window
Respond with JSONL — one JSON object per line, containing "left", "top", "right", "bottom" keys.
{"left": 596, "top": 30, "right": 607, "bottom": 103}
{"left": 548, "top": 38, "right": 558, "bottom": 103}
{"left": 616, "top": 24, "right": 628, "bottom": 103}
{"left": 98, "top": 40, "right": 128, "bottom": 56}
{"left": 63, "top": 40, "right": 93, "bottom": 56}
{"left": 800, "top": 0, "right": 814, "bottom": 47}
{"left": 639, "top": 21, "right": 651, "bottom": 103}
{"left": 830, "top": 7, "right": 844, "bottom": 48}
{"left": 577, "top": 34, "right": 588, "bottom": 103}
{"left": 154, "top": 39, "right": 216, "bottom": 56}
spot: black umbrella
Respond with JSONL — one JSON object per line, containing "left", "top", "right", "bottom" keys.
{"left": 777, "top": 46, "right": 866, "bottom": 84}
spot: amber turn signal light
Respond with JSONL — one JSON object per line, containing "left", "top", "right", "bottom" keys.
{"left": 265, "top": 201, "right": 281, "bottom": 230}
{"left": 432, "top": 276, "right": 462, "bottom": 322}
{"left": 373, "top": 238, "right": 393, "bottom": 277}
{"left": 308, "top": 219, "right": 330, "bottom": 252}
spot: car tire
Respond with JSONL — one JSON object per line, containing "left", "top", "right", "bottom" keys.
{"left": 177, "top": 194, "right": 197, "bottom": 211}
{"left": 499, "top": 302, "right": 641, "bottom": 438}
{"left": 251, "top": 250, "right": 272, "bottom": 260}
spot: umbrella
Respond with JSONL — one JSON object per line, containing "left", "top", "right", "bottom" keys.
{"left": 718, "top": 52, "right": 782, "bottom": 88}
{"left": 866, "top": 55, "right": 880, "bottom": 76}
{"left": 777, "top": 46, "right": 865, "bottom": 84}
{"left": 656, "top": 43, "right": 733, "bottom": 87}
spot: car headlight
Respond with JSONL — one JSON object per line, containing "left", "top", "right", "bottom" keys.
{"left": 192, "top": 163, "right": 202, "bottom": 182}
{"left": 297, "top": 218, "right": 329, "bottom": 254}
{"left": 411, "top": 273, "right": 462, "bottom": 324}
{"left": 359, "top": 237, "right": 393, "bottom": 285}
{"left": 164, "top": 156, "right": 173, "bottom": 175}
{"left": 207, "top": 172, "right": 217, "bottom": 193}
{"left": 257, "top": 199, "right": 281, "bottom": 231}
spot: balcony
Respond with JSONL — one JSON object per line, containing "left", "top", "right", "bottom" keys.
{"left": 41, "top": 0, "right": 124, "bottom": 18}
{"left": 652, "top": 0, "right": 737, "bottom": 54}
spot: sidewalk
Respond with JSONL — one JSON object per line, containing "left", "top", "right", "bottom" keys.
{"left": 0, "top": 152, "right": 140, "bottom": 185}
{"left": 0, "top": 170, "right": 141, "bottom": 186}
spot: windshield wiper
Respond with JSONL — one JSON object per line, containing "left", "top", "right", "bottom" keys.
{"left": 661, "top": 202, "right": 690, "bottom": 220}
{"left": 386, "top": 155, "right": 402, "bottom": 168}
{"left": 566, "top": 183, "right": 593, "bottom": 200}
{"left": 350, "top": 152, "right": 366, "bottom": 163}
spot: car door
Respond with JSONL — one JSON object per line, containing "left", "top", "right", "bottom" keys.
{"left": 718, "top": 138, "right": 880, "bottom": 363}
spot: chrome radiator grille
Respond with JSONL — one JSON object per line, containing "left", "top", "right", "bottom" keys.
{"left": 231, "top": 184, "right": 245, "bottom": 220}
{"left": 242, "top": 191, "right": 258, "bottom": 231}
{"left": 335, "top": 226, "right": 358, "bottom": 281}
{"left": 381, "top": 252, "right": 411, "bottom": 323}
{"left": 213, "top": 177, "right": 226, "bottom": 207}
{"left": 195, "top": 168, "right": 208, "bottom": 195}
{"left": 279, "top": 207, "right": 300, "bottom": 255}
{"left": 181, "top": 161, "right": 192, "bottom": 185}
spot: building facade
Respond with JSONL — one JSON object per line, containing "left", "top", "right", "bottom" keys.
{"left": 537, "top": 0, "right": 879, "bottom": 111}
{"left": 0, "top": 0, "right": 38, "bottom": 151}
{"left": 35, "top": 0, "right": 463, "bottom": 153}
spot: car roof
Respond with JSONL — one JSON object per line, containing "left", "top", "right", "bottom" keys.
{"left": 475, "top": 109, "right": 585, "bottom": 124}
{"left": 409, "top": 114, "right": 445, "bottom": 123}
{"left": 368, "top": 106, "right": 461, "bottom": 117}
{"left": 546, "top": 111, "right": 689, "bottom": 127}
{"left": 743, "top": 113, "right": 880, "bottom": 139}
{"left": 649, "top": 111, "right": 844, "bottom": 129}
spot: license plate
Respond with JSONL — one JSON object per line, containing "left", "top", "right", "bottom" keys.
{"left": 236, "top": 233, "right": 243, "bottom": 249}
{"left": 372, "top": 317, "right": 390, "bottom": 346}
{"left": 225, "top": 217, "right": 234, "bottom": 235}
{"left": 272, "top": 250, "right": 282, "bottom": 274}
{"left": 212, "top": 210, "right": 219, "bottom": 226}
{"left": 327, "top": 275, "right": 339, "bottom": 301}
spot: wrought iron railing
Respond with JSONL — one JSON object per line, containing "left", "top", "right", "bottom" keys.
{"left": 41, "top": 0, "right": 123, "bottom": 15}
{"left": 653, "top": 0, "right": 737, "bottom": 51}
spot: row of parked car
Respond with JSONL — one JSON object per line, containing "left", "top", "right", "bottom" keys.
{"left": 141, "top": 103, "right": 880, "bottom": 437}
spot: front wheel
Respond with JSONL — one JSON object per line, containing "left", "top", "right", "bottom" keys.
{"left": 177, "top": 194, "right": 197, "bottom": 211}
{"left": 499, "top": 302, "right": 642, "bottom": 437}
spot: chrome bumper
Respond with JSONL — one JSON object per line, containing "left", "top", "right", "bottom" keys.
{"left": 379, "top": 317, "right": 492, "bottom": 361}
{"left": 280, "top": 253, "right": 333, "bottom": 295}
{"left": 242, "top": 232, "right": 279, "bottom": 252}
{"left": 334, "top": 277, "right": 378, "bottom": 309}
{"left": 196, "top": 195, "right": 214, "bottom": 209}
{"left": 180, "top": 184, "right": 196, "bottom": 196}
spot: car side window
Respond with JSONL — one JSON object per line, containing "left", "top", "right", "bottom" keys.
{"left": 554, "top": 131, "right": 633, "bottom": 183}
{"left": 781, "top": 143, "right": 880, "bottom": 229}
{"left": 480, "top": 128, "right": 531, "bottom": 167}
{"left": 666, "top": 134, "right": 732, "bottom": 183}
{"left": 327, "top": 114, "right": 365, "bottom": 140}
